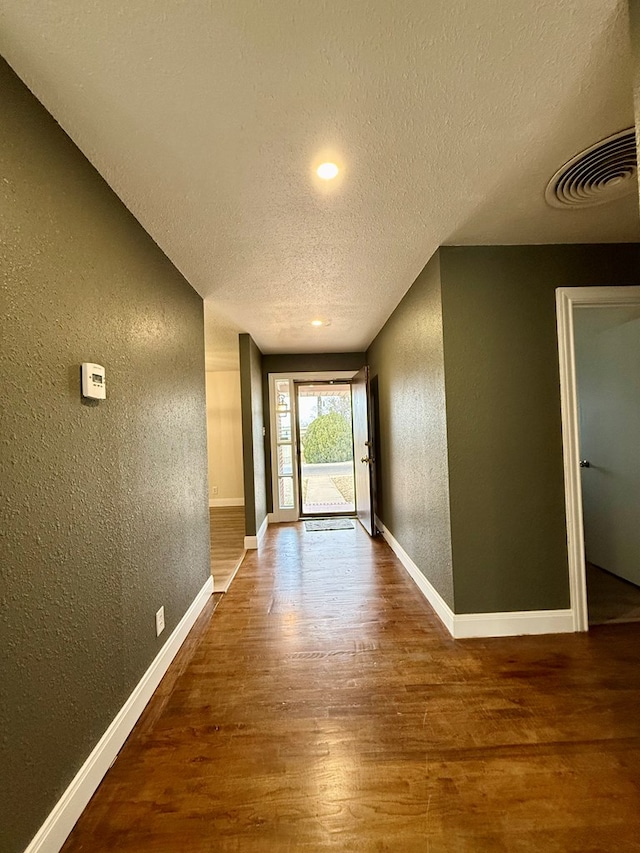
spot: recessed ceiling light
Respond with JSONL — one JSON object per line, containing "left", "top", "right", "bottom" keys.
{"left": 310, "top": 319, "right": 324, "bottom": 326}
{"left": 316, "top": 162, "right": 339, "bottom": 180}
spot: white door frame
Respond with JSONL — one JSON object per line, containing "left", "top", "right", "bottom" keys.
{"left": 268, "top": 371, "right": 357, "bottom": 523}
{"left": 556, "top": 285, "right": 640, "bottom": 631}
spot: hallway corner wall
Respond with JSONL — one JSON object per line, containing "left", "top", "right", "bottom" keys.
{"left": 0, "top": 58, "right": 211, "bottom": 853}
{"left": 366, "top": 251, "right": 455, "bottom": 609}
{"left": 239, "top": 334, "right": 267, "bottom": 537}
{"left": 439, "top": 245, "right": 640, "bottom": 614}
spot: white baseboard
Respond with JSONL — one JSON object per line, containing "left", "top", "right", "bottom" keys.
{"left": 453, "top": 608, "right": 574, "bottom": 638}
{"left": 25, "top": 574, "right": 214, "bottom": 853}
{"left": 209, "top": 497, "right": 244, "bottom": 507}
{"left": 376, "top": 517, "right": 575, "bottom": 639}
{"left": 244, "top": 513, "right": 269, "bottom": 550}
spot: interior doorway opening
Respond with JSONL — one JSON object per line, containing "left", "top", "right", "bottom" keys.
{"left": 295, "top": 381, "right": 355, "bottom": 517}
{"left": 557, "top": 285, "right": 640, "bottom": 631}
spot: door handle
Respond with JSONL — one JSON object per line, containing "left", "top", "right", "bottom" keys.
{"left": 579, "top": 460, "right": 590, "bottom": 468}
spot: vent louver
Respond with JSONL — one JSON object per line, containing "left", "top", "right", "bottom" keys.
{"left": 545, "top": 128, "right": 637, "bottom": 209}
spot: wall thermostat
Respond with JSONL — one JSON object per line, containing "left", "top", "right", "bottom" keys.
{"left": 81, "top": 363, "right": 106, "bottom": 400}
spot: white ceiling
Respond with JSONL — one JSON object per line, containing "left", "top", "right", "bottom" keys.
{"left": 2, "top": 0, "right": 639, "bottom": 365}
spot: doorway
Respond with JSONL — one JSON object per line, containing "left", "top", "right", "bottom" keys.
{"left": 268, "top": 369, "right": 376, "bottom": 535}
{"left": 268, "top": 371, "right": 357, "bottom": 523}
{"left": 295, "top": 382, "right": 355, "bottom": 517}
{"left": 557, "top": 286, "right": 640, "bottom": 630}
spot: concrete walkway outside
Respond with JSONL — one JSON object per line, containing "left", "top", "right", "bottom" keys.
{"left": 303, "top": 475, "right": 354, "bottom": 514}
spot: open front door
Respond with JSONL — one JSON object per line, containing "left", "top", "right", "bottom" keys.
{"left": 352, "top": 365, "right": 376, "bottom": 536}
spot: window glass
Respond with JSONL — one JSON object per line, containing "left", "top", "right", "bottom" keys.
{"left": 276, "top": 411, "right": 291, "bottom": 442}
{"left": 278, "top": 476, "right": 294, "bottom": 509}
{"left": 277, "top": 444, "right": 293, "bottom": 476}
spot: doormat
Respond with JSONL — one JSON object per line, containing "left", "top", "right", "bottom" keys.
{"left": 304, "top": 519, "right": 355, "bottom": 531}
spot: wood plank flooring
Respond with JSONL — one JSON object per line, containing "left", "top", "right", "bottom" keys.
{"left": 587, "top": 561, "right": 640, "bottom": 625}
{"left": 210, "top": 505, "right": 246, "bottom": 592}
{"left": 62, "top": 523, "right": 640, "bottom": 852}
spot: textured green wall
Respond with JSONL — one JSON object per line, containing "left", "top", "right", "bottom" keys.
{"left": 367, "top": 253, "right": 455, "bottom": 608}
{"left": 239, "top": 334, "right": 267, "bottom": 537}
{"left": 261, "top": 352, "right": 366, "bottom": 375}
{"left": 261, "top": 352, "right": 365, "bottom": 514}
{"left": 440, "top": 245, "right": 640, "bottom": 613}
{"left": 366, "top": 244, "right": 640, "bottom": 617}
{"left": 0, "top": 59, "right": 210, "bottom": 853}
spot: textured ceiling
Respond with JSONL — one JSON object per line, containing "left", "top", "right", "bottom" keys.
{"left": 2, "top": 0, "right": 639, "bottom": 361}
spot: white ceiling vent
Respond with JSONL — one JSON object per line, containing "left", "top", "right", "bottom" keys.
{"left": 545, "top": 128, "right": 637, "bottom": 209}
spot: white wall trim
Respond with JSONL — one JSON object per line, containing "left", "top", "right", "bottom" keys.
{"left": 377, "top": 517, "right": 575, "bottom": 639}
{"left": 24, "top": 575, "right": 214, "bottom": 853}
{"left": 244, "top": 513, "right": 269, "bottom": 550}
{"left": 209, "top": 497, "right": 244, "bottom": 507}
{"left": 453, "top": 609, "right": 574, "bottom": 639}
{"left": 556, "top": 285, "right": 640, "bottom": 633}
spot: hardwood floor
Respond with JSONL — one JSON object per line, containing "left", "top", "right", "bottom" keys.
{"left": 210, "top": 505, "right": 246, "bottom": 592}
{"left": 62, "top": 523, "right": 640, "bottom": 852}
{"left": 587, "top": 561, "right": 640, "bottom": 625}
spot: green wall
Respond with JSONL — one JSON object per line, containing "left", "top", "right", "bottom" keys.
{"left": 367, "top": 244, "right": 640, "bottom": 617}
{"left": 239, "top": 334, "right": 267, "bottom": 537}
{"left": 261, "top": 352, "right": 365, "bottom": 514}
{"left": 0, "top": 59, "right": 211, "bottom": 853}
{"left": 261, "top": 352, "right": 366, "bottom": 375}
{"left": 440, "top": 245, "right": 640, "bottom": 613}
{"left": 367, "top": 253, "right": 455, "bottom": 608}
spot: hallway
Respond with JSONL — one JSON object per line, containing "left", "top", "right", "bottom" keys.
{"left": 62, "top": 524, "right": 640, "bottom": 852}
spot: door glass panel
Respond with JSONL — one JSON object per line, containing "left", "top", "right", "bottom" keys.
{"left": 273, "top": 377, "right": 296, "bottom": 514}
{"left": 275, "top": 381, "right": 290, "bottom": 410}
{"left": 277, "top": 444, "right": 293, "bottom": 476}
{"left": 297, "top": 383, "right": 355, "bottom": 516}
{"left": 276, "top": 412, "right": 292, "bottom": 442}
{"left": 278, "top": 476, "right": 294, "bottom": 509}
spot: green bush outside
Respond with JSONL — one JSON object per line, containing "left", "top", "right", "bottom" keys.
{"left": 303, "top": 412, "right": 353, "bottom": 463}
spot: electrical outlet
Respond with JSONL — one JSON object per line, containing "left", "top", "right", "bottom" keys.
{"left": 212, "top": 486, "right": 219, "bottom": 495}
{"left": 155, "top": 606, "right": 165, "bottom": 637}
